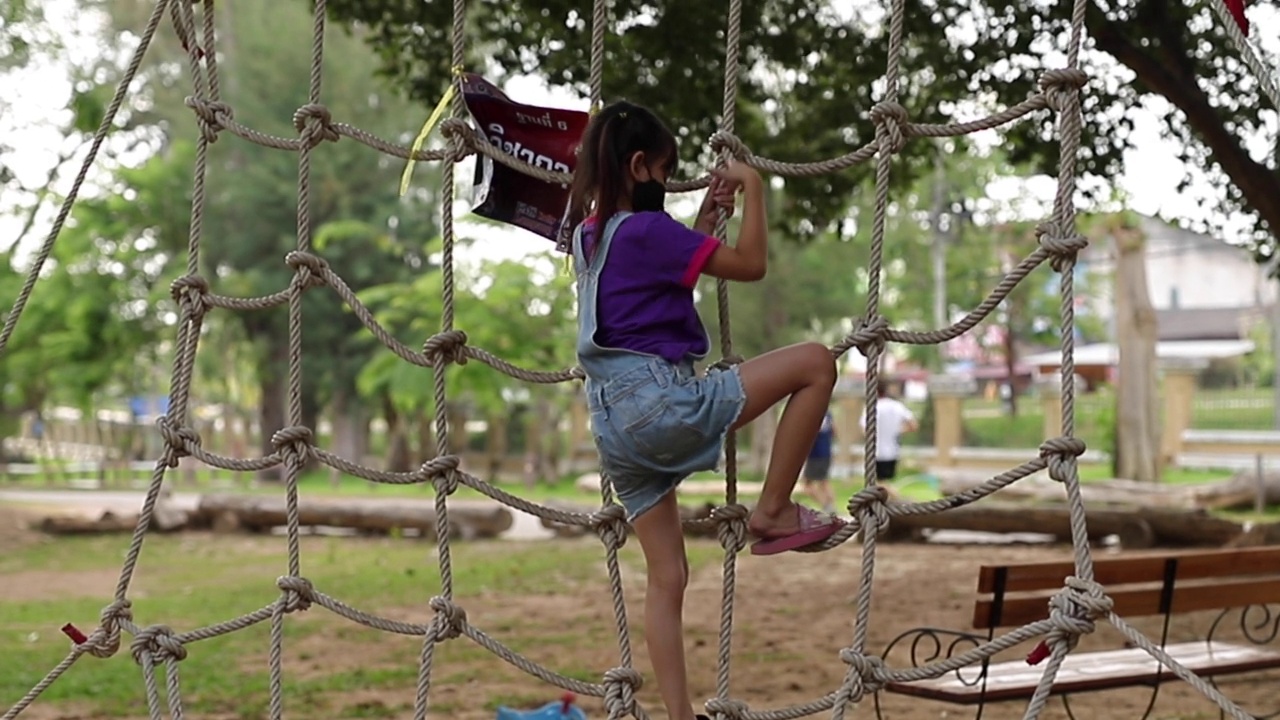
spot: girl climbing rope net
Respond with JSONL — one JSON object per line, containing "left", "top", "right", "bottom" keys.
{"left": 565, "top": 99, "right": 847, "bottom": 720}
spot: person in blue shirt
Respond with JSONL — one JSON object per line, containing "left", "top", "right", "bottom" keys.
{"left": 802, "top": 410, "right": 837, "bottom": 514}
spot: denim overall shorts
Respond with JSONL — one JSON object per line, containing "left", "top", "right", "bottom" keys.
{"left": 572, "top": 212, "right": 747, "bottom": 521}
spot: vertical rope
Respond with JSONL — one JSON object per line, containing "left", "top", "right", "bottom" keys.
{"left": 1023, "top": 0, "right": 1092, "bottom": 715}
{"left": 711, "top": 0, "right": 745, "bottom": 715}
{"left": 417, "top": 2, "right": 468, "bottom": 718}
{"left": 270, "top": 3, "right": 329, "bottom": 719}
{"left": 588, "top": 0, "right": 608, "bottom": 113}
{"left": 587, "top": 0, "right": 618, "bottom": 510}
{"left": 830, "top": 0, "right": 907, "bottom": 717}
{"left": 714, "top": 0, "right": 743, "bottom": 509}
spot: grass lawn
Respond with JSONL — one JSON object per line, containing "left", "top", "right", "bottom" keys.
{"left": 0, "top": 532, "right": 728, "bottom": 719}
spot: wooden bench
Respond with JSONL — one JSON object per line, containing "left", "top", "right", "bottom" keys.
{"left": 880, "top": 546, "right": 1280, "bottom": 712}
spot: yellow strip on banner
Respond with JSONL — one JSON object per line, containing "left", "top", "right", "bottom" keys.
{"left": 399, "top": 71, "right": 461, "bottom": 197}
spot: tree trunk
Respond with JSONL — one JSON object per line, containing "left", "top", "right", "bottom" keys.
{"left": 415, "top": 410, "right": 437, "bottom": 465}
{"left": 543, "top": 399, "right": 566, "bottom": 481}
{"left": 382, "top": 394, "right": 411, "bottom": 473}
{"left": 256, "top": 341, "right": 288, "bottom": 482}
{"left": 1004, "top": 302, "right": 1018, "bottom": 417}
{"left": 485, "top": 411, "right": 508, "bottom": 484}
{"left": 300, "top": 384, "right": 322, "bottom": 473}
{"left": 445, "top": 401, "right": 469, "bottom": 455}
{"left": 1113, "top": 228, "right": 1162, "bottom": 482}
{"left": 329, "top": 387, "right": 369, "bottom": 486}
{"left": 523, "top": 397, "right": 548, "bottom": 488}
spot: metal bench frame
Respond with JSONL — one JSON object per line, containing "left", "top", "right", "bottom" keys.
{"left": 874, "top": 547, "right": 1280, "bottom": 720}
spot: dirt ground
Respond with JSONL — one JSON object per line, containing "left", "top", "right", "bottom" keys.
{"left": 1, "top": 504, "right": 1275, "bottom": 720}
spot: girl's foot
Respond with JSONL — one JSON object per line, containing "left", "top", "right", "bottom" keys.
{"left": 746, "top": 503, "right": 845, "bottom": 555}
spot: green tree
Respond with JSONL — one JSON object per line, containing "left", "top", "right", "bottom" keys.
{"left": 357, "top": 235, "right": 578, "bottom": 478}
{"left": 83, "top": 0, "right": 443, "bottom": 475}
{"left": 324, "top": 0, "right": 1279, "bottom": 257}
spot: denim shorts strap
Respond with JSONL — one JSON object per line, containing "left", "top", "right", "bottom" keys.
{"left": 572, "top": 211, "right": 634, "bottom": 278}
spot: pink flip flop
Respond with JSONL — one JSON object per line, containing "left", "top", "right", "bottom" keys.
{"left": 749, "top": 505, "right": 846, "bottom": 556}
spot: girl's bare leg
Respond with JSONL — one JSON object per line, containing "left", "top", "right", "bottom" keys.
{"left": 631, "top": 491, "right": 698, "bottom": 720}
{"left": 729, "top": 341, "right": 838, "bottom": 535}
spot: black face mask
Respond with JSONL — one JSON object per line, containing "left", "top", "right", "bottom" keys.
{"left": 632, "top": 179, "right": 666, "bottom": 213}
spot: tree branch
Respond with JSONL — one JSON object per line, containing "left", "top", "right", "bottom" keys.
{"left": 4, "top": 147, "right": 75, "bottom": 254}
{"left": 1084, "top": 4, "right": 1280, "bottom": 241}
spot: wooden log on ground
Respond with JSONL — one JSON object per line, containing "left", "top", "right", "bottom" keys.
{"left": 38, "top": 493, "right": 190, "bottom": 535}
{"left": 891, "top": 503, "right": 1244, "bottom": 548}
{"left": 937, "top": 472, "right": 1278, "bottom": 511}
{"left": 540, "top": 501, "right": 719, "bottom": 539}
{"left": 39, "top": 511, "right": 140, "bottom": 535}
{"left": 193, "top": 494, "right": 513, "bottom": 540}
{"left": 1186, "top": 472, "right": 1280, "bottom": 511}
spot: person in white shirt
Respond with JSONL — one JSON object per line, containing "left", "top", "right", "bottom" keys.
{"left": 859, "top": 385, "right": 918, "bottom": 480}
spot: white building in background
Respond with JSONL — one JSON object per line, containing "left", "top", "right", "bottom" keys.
{"left": 1081, "top": 214, "right": 1276, "bottom": 323}
{"left": 1024, "top": 214, "right": 1275, "bottom": 379}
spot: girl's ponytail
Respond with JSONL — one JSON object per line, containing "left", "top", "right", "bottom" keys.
{"left": 566, "top": 101, "right": 679, "bottom": 258}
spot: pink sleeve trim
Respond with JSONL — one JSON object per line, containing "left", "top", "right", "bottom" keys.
{"left": 681, "top": 237, "right": 721, "bottom": 288}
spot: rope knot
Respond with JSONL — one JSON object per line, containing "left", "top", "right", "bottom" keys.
{"left": 1038, "top": 68, "right": 1088, "bottom": 112}
{"left": 602, "top": 667, "right": 643, "bottom": 719}
{"left": 87, "top": 599, "right": 133, "bottom": 659}
{"left": 423, "top": 330, "right": 468, "bottom": 366}
{"left": 1046, "top": 576, "right": 1112, "bottom": 652}
{"left": 1035, "top": 221, "right": 1089, "bottom": 272}
{"left": 183, "top": 97, "right": 233, "bottom": 142}
{"left": 708, "top": 130, "right": 750, "bottom": 160}
{"left": 429, "top": 596, "right": 468, "bottom": 641}
{"left": 439, "top": 118, "right": 476, "bottom": 161}
{"left": 591, "top": 503, "right": 630, "bottom": 550}
{"left": 869, "top": 102, "right": 909, "bottom": 154}
{"left": 850, "top": 316, "right": 889, "bottom": 357}
{"left": 711, "top": 503, "right": 750, "bottom": 553}
{"left": 284, "top": 250, "right": 330, "bottom": 288}
{"left": 130, "top": 624, "right": 187, "bottom": 665}
{"left": 431, "top": 469, "right": 460, "bottom": 496}
{"left": 1038, "top": 436, "right": 1087, "bottom": 482}
{"left": 838, "top": 648, "right": 888, "bottom": 701}
{"left": 292, "top": 103, "right": 339, "bottom": 147}
{"left": 271, "top": 425, "right": 314, "bottom": 467}
{"left": 169, "top": 274, "right": 210, "bottom": 320}
{"left": 848, "top": 485, "right": 891, "bottom": 536}
{"left": 276, "top": 576, "right": 315, "bottom": 613}
{"left": 420, "top": 454, "right": 461, "bottom": 481}
{"left": 155, "top": 416, "right": 201, "bottom": 466}
{"left": 703, "top": 698, "right": 749, "bottom": 720}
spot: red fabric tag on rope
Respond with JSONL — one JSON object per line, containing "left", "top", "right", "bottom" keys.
{"left": 1026, "top": 640, "right": 1051, "bottom": 665}
{"left": 1224, "top": 0, "right": 1251, "bottom": 35}
{"left": 61, "top": 623, "right": 88, "bottom": 645}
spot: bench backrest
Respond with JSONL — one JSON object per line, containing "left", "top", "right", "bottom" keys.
{"left": 971, "top": 546, "right": 1280, "bottom": 630}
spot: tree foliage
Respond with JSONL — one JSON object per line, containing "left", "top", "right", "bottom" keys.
{"left": 324, "top": 0, "right": 1279, "bottom": 256}
{"left": 0, "top": 0, "right": 445, "bottom": 468}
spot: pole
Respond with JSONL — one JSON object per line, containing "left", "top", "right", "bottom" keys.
{"left": 929, "top": 145, "right": 947, "bottom": 370}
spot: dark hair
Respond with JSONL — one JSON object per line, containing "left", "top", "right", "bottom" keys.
{"left": 567, "top": 100, "right": 679, "bottom": 251}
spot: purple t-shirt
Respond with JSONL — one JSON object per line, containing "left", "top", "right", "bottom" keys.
{"left": 580, "top": 211, "right": 721, "bottom": 364}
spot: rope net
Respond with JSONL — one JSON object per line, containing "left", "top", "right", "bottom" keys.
{"left": 0, "top": 1, "right": 1267, "bottom": 719}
